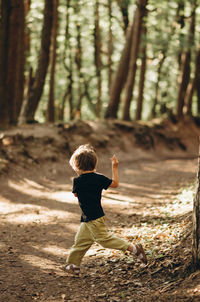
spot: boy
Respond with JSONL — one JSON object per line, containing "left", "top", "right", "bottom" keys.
{"left": 66, "top": 144, "right": 147, "bottom": 276}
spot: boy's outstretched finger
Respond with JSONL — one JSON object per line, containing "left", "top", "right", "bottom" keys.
{"left": 111, "top": 155, "right": 119, "bottom": 164}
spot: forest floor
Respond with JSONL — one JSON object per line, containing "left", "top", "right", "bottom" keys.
{"left": 1, "top": 118, "right": 200, "bottom": 302}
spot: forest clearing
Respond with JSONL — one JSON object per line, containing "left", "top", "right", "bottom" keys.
{"left": 0, "top": 119, "right": 200, "bottom": 302}
{"left": 1, "top": 0, "right": 200, "bottom": 301}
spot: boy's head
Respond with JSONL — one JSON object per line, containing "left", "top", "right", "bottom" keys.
{"left": 69, "top": 144, "right": 97, "bottom": 173}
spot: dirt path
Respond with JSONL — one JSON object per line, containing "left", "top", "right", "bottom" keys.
{"left": 0, "top": 156, "right": 198, "bottom": 302}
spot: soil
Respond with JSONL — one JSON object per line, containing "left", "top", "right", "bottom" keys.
{"left": 1, "top": 118, "right": 200, "bottom": 302}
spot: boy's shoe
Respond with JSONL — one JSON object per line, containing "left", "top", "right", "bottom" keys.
{"left": 65, "top": 264, "right": 80, "bottom": 276}
{"left": 135, "top": 244, "right": 147, "bottom": 264}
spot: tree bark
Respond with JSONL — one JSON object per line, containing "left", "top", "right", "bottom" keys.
{"left": 19, "top": 0, "right": 53, "bottom": 123}
{"left": 122, "top": 0, "right": 148, "bottom": 121}
{"left": 192, "top": 140, "right": 200, "bottom": 270}
{"left": 177, "top": 0, "right": 196, "bottom": 118}
{"left": 196, "top": 49, "right": 200, "bottom": 115}
{"left": 47, "top": 0, "right": 59, "bottom": 123}
{"left": 94, "top": 0, "right": 102, "bottom": 118}
{"left": 74, "top": 5, "right": 84, "bottom": 119}
{"left": 104, "top": 22, "right": 134, "bottom": 119}
{"left": 61, "top": 0, "right": 74, "bottom": 121}
{"left": 184, "top": 48, "right": 200, "bottom": 116}
{"left": 135, "top": 23, "right": 147, "bottom": 120}
{"left": 151, "top": 53, "right": 166, "bottom": 119}
{"left": 107, "top": 0, "right": 113, "bottom": 93}
{"left": 0, "top": 0, "right": 25, "bottom": 125}
{"left": 0, "top": 0, "right": 10, "bottom": 124}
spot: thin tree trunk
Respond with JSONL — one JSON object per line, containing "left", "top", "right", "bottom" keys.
{"left": 184, "top": 48, "right": 200, "bottom": 116}
{"left": 135, "top": 23, "right": 147, "bottom": 121}
{"left": 122, "top": 0, "right": 148, "bottom": 121}
{"left": 94, "top": 0, "right": 102, "bottom": 118}
{"left": 47, "top": 0, "right": 59, "bottom": 123}
{"left": 196, "top": 49, "right": 200, "bottom": 114}
{"left": 104, "top": 22, "right": 134, "bottom": 119}
{"left": 185, "top": 46, "right": 200, "bottom": 116}
{"left": 177, "top": 0, "right": 196, "bottom": 118}
{"left": 151, "top": 53, "right": 166, "bottom": 118}
{"left": 192, "top": 140, "right": 200, "bottom": 270}
{"left": 19, "top": 0, "right": 53, "bottom": 124}
{"left": 108, "top": 0, "right": 113, "bottom": 93}
{"left": 15, "top": 1, "right": 25, "bottom": 119}
{"left": 61, "top": 0, "right": 74, "bottom": 121}
{"left": 74, "top": 5, "right": 84, "bottom": 119}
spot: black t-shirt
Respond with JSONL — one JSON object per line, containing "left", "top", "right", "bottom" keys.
{"left": 72, "top": 172, "right": 112, "bottom": 222}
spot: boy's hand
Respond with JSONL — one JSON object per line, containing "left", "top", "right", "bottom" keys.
{"left": 111, "top": 155, "right": 119, "bottom": 167}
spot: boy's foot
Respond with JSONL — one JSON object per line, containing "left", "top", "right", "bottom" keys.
{"left": 65, "top": 264, "right": 80, "bottom": 276}
{"left": 135, "top": 244, "right": 147, "bottom": 264}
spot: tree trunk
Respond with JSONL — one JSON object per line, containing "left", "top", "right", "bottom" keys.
{"left": 104, "top": 22, "right": 134, "bottom": 119}
{"left": 74, "top": 5, "right": 84, "bottom": 119}
{"left": 94, "top": 0, "right": 102, "bottom": 118}
{"left": 0, "top": 0, "right": 10, "bottom": 125}
{"left": 196, "top": 49, "right": 200, "bottom": 114}
{"left": 0, "top": 0, "right": 25, "bottom": 125}
{"left": 135, "top": 23, "right": 147, "bottom": 121}
{"left": 47, "top": 0, "right": 59, "bottom": 123}
{"left": 107, "top": 0, "right": 113, "bottom": 93}
{"left": 19, "top": 0, "right": 53, "bottom": 124}
{"left": 122, "top": 0, "right": 148, "bottom": 121}
{"left": 192, "top": 141, "right": 200, "bottom": 270}
{"left": 177, "top": 0, "right": 196, "bottom": 118}
{"left": 151, "top": 53, "right": 166, "bottom": 118}
{"left": 61, "top": 0, "right": 74, "bottom": 121}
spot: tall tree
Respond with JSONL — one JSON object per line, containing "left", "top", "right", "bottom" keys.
{"left": 0, "top": 0, "right": 10, "bottom": 124}
{"left": 107, "top": 0, "right": 113, "bottom": 93}
{"left": 19, "top": 0, "right": 54, "bottom": 124}
{"left": 61, "top": 0, "right": 74, "bottom": 121}
{"left": 192, "top": 141, "right": 200, "bottom": 270}
{"left": 47, "top": 0, "right": 59, "bottom": 122}
{"left": 184, "top": 47, "right": 200, "bottom": 116}
{"left": 0, "top": 0, "right": 25, "bottom": 125}
{"left": 177, "top": 0, "right": 196, "bottom": 118}
{"left": 122, "top": 0, "right": 148, "bottom": 121}
{"left": 135, "top": 23, "right": 147, "bottom": 120}
{"left": 94, "top": 0, "right": 102, "bottom": 117}
{"left": 104, "top": 22, "right": 134, "bottom": 119}
{"left": 74, "top": 4, "right": 84, "bottom": 119}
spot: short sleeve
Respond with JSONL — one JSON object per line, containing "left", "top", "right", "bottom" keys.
{"left": 100, "top": 174, "right": 112, "bottom": 190}
{"left": 72, "top": 178, "right": 77, "bottom": 193}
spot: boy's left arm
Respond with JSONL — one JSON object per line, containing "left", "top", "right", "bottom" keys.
{"left": 109, "top": 155, "right": 119, "bottom": 188}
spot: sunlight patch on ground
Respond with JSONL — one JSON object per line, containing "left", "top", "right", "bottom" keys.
{"left": 20, "top": 254, "right": 57, "bottom": 271}
{"left": 8, "top": 179, "right": 77, "bottom": 203}
{"left": 37, "top": 245, "right": 67, "bottom": 257}
{"left": 4, "top": 208, "right": 79, "bottom": 225}
{"left": 0, "top": 198, "right": 22, "bottom": 214}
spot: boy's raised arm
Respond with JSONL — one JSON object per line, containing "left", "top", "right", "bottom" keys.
{"left": 109, "top": 155, "right": 119, "bottom": 188}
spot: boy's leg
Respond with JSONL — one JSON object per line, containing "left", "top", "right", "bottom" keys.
{"left": 66, "top": 222, "right": 94, "bottom": 267}
{"left": 86, "top": 216, "right": 129, "bottom": 251}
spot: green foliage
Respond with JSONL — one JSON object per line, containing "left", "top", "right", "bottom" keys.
{"left": 25, "top": 0, "right": 200, "bottom": 122}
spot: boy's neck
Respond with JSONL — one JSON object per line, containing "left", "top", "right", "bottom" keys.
{"left": 78, "top": 169, "right": 96, "bottom": 175}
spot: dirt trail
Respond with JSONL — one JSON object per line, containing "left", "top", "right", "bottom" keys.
{"left": 1, "top": 119, "right": 200, "bottom": 301}
{"left": 0, "top": 153, "right": 198, "bottom": 302}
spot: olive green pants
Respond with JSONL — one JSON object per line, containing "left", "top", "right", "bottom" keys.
{"left": 66, "top": 216, "right": 130, "bottom": 266}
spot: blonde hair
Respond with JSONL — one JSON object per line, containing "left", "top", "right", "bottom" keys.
{"left": 69, "top": 144, "right": 97, "bottom": 172}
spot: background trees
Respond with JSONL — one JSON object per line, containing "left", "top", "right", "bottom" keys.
{"left": 0, "top": 0, "right": 200, "bottom": 125}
